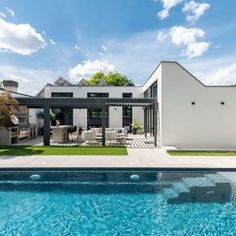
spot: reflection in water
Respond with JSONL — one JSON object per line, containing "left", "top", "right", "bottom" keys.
{"left": 158, "top": 173, "right": 233, "bottom": 204}
{"left": 0, "top": 171, "right": 233, "bottom": 204}
{"left": 168, "top": 182, "right": 232, "bottom": 204}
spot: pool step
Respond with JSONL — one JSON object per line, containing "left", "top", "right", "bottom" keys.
{"left": 167, "top": 175, "right": 232, "bottom": 204}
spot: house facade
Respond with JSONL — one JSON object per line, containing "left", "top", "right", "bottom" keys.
{"left": 3, "top": 61, "right": 236, "bottom": 149}
{"left": 144, "top": 61, "right": 236, "bottom": 149}
{"left": 39, "top": 79, "right": 144, "bottom": 132}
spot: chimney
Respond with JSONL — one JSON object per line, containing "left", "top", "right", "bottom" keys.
{"left": 2, "top": 80, "right": 18, "bottom": 92}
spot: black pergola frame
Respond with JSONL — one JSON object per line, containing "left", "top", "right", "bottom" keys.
{"left": 16, "top": 97, "right": 158, "bottom": 147}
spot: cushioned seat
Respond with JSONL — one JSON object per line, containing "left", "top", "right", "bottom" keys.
{"left": 82, "top": 131, "right": 97, "bottom": 144}
{"left": 105, "top": 131, "right": 118, "bottom": 144}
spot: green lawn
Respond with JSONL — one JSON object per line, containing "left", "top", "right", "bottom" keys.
{"left": 167, "top": 150, "right": 236, "bottom": 156}
{"left": 0, "top": 145, "right": 128, "bottom": 156}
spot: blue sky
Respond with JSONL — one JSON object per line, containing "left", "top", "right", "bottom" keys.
{"left": 0, "top": 0, "right": 236, "bottom": 94}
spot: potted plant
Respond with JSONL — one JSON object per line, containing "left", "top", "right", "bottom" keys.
{"left": 130, "top": 120, "right": 144, "bottom": 134}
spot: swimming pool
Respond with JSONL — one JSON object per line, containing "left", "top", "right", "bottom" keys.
{"left": 0, "top": 169, "right": 236, "bottom": 235}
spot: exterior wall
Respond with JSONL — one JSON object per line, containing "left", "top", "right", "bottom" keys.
{"left": 73, "top": 109, "right": 87, "bottom": 129}
{"left": 44, "top": 86, "right": 144, "bottom": 129}
{"left": 160, "top": 62, "right": 236, "bottom": 149}
{"left": 109, "top": 107, "right": 123, "bottom": 128}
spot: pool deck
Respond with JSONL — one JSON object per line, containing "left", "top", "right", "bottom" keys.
{"left": 1, "top": 147, "right": 236, "bottom": 168}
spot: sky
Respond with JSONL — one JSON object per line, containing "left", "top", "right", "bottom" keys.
{"left": 0, "top": 0, "right": 236, "bottom": 95}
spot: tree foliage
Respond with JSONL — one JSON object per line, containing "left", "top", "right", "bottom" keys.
{"left": 0, "top": 92, "right": 19, "bottom": 127}
{"left": 86, "top": 71, "right": 134, "bottom": 86}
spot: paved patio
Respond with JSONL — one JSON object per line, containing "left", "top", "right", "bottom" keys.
{"left": 1, "top": 147, "right": 236, "bottom": 168}
{"left": 14, "top": 134, "right": 156, "bottom": 148}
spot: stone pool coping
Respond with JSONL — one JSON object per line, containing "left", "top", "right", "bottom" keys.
{"left": 0, "top": 148, "right": 236, "bottom": 168}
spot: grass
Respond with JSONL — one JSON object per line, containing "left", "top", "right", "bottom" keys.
{"left": 0, "top": 145, "right": 128, "bottom": 156}
{"left": 167, "top": 150, "right": 236, "bottom": 156}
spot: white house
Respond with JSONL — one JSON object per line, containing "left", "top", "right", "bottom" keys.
{"left": 38, "top": 77, "right": 144, "bottom": 132}
{"left": 2, "top": 61, "right": 236, "bottom": 149}
{"left": 144, "top": 61, "right": 236, "bottom": 149}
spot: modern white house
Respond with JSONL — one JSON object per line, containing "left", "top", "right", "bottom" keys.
{"left": 145, "top": 61, "right": 236, "bottom": 149}
{"left": 2, "top": 61, "right": 236, "bottom": 149}
{"left": 37, "top": 78, "right": 144, "bottom": 132}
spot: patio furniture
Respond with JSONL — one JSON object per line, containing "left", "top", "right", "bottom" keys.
{"left": 67, "top": 126, "right": 77, "bottom": 143}
{"left": 52, "top": 125, "right": 71, "bottom": 143}
{"left": 119, "top": 137, "right": 127, "bottom": 144}
{"left": 82, "top": 131, "right": 97, "bottom": 144}
{"left": 105, "top": 131, "right": 118, "bottom": 144}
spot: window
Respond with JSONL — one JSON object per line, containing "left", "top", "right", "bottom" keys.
{"left": 87, "top": 93, "right": 109, "bottom": 98}
{"left": 144, "top": 90, "right": 149, "bottom": 98}
{"left": 51, "top": 93, "right": 73, "bottom": 125}
{"left": 151, "top": 83, "right": 157, "bottom": 98}
{"left": 144, "top": 82, "right": 158, "bottom": 98}
{"left": 51, "top": 92, "right": 73, "bottom": 97}
{"left": 122, "top": 93, "right": 132, "bottom": 130}
{"left": 87, "top": 93, "right": 109, "bottom": 129}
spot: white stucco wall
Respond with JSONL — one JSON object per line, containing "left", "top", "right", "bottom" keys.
{"left": 160, "top": 62, "right": 236, "bottom": 149}
{"left": 109, "top": 107, "right": 123, "bottom": 128}
{"left": 73, "top": 109, "right": 87, "bottom": 129}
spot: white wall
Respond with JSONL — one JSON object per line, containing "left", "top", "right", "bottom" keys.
{"left": 160, "top": 62, "right": 236, "bottom": 149}
{"left": 73, "top": 109, "right": 87, "bottom": 129}
{"left": 109, "top": 107, "right": 123, "bottom": 128}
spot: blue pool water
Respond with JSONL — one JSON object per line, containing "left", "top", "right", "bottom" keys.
{"left": 0, "top": 170, "right": 236, "bottom": 235}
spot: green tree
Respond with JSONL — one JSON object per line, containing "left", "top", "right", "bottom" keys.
{"left": 106, "top": 72, "right": 134, "bottom": 86}
{"left": 0, "top": 80, "right": 3, "bottom": 88}
{"left": 0, "top": 92, "right": 19, "bottom": 127}
{"left": 86, "top": 71, "right": 134, "bottom": 86}
{"left": 87, "top": 71, "right": 106, "bottom": 86}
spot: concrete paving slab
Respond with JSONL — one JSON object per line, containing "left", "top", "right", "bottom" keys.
{"left": 0, "top": 148, "right": 236, "bottom": 168}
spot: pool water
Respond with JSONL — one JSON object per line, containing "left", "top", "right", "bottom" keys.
{"left": 0, "top": 170, "right": 236, "bottom": 236}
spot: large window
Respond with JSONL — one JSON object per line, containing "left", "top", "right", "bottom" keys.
{"left": 87, "top": 93, "right": 109, "bottom": 98}
{"left": 151, "top": 82, "right": 157, "bottom": 98}
{"left": 122, "top": 93, "right": 132, "bottom": 131}
{"left": 51, "top": 92, "right": 73, "bottom": 125}
{"left": 144, "top": 82, "right": 157, "bottom": 98}
{"left": 51, "top": 92, "right": 73, "bottom": 97}
{"left": 87, "top": 93, "right": 109, "bottom": 129}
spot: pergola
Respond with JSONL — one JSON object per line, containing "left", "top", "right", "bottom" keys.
{"left": 16, "top": 97, "right": 158, "bottom": 147}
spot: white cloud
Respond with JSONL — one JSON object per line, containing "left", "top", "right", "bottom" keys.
{"left": 6, "top": 8, "right": 15, "bottom": 17}
{"left": 0, "top": 18, "right": 46, "bottom": 55}
{"left": 0, "top": 12, "right": 6, "bottom": 18}
{"left": 2, "top": 72, "right": 30, "bottom": 83}
{"left": 170, "top": 26, "right": 209, "bottom": 58}
{"left": 49, "top": 39, "right": 56, "bottom": 45}
{"left": 182, "top": 1, "right": 210, "bottom": 22}
{"left": 74, "top": 45, "right": 80, "bottom": 50}
{"left": 158, "top": 0, "right": 183, "bottom": 19}
{"left": 101, "top": 45, "right": 107, "bottom": 51}
{"left": 170, "top": 26, "right": 204, "bottom": 45}
{"left": 215, "top": 45, "right": 222, "bottom": 49}
{"left": 202, "top": 63, "right": 236, "bottom": 85}
{"left": 69, "top": 59, "right": 115, "bottom": 81}
{"left": 0, "top": 65, "right": 58, "bottom": 95}
{"left": 183, "top": 41, "right": 209, "bottom": 58}
{"left": 157, "top": 30, "right": 168, "bottom": 41}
